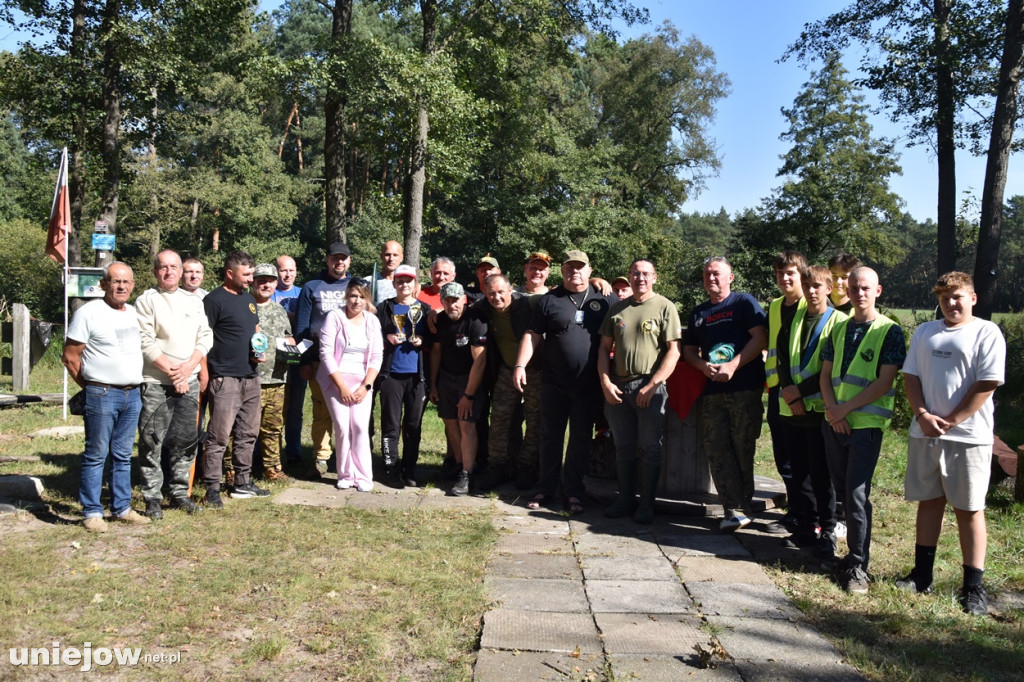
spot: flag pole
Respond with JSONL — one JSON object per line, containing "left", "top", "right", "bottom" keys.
{"left": 47, "top": 147, "right": 71, "bottom": 420}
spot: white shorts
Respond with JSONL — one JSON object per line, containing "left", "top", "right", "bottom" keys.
{"left": 904, "top": 437, "right": 991, "bottom": 511}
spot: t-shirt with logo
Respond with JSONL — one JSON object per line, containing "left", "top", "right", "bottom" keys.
{"left": 683, "top": 292, "right": 767, "bottom": 395}
{"left": 531, "top": 286, "right": 615, "bottom": 387}
{"left": 434, "top": 308, "right": 488, "bottom": 376}
{"left": 204, "top": 287, "right": 260, "bottom": 379}
{"left": 599, "top": 294, "right": 682, "bottom": 379}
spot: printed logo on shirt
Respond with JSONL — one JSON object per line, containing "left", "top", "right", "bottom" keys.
{"left": 705, "top": 310, "right": 735, "bottom": 326}
{"left": 455, "top": 335, "right": 469, "bottom": 347}
{"left": 588, "top": 300, "right": 602, "bottom": 311}
{"left": 860, "top": 347, "right": 875, "bottom": 363}
{"left": 931, "top": 349, "right": 953, "bottom": 359}
{"left": 642, "top": 319, "right": 658, "bottom": 334}
{"left": 248, "top": 303, "right": 257, "bottom": 314}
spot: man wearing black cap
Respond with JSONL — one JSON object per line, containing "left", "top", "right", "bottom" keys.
{"left": 295, "top": 241, "right": 354, "bottom": 477}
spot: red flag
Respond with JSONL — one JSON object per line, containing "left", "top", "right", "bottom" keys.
{"left": 46, "top": 147, "right": 70, "bottom": 264}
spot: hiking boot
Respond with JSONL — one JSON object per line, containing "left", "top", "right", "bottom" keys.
{"left": 263, "top": 468, "right": 291, "bottom": 483}
{"left": 116, "top": 509, "right": 152, "bottom": 526}
{"left": 224, "top": 469, "right": 236, "bottom": 489}
{"left": 605, "top": 458, "right": 638, "bottom": 518}
{"left": 450, "top": 470, "right": 470, "bottom": 496}
{"left": 204, "top": 488, "right": 224, "bottom": 509}
{"left": 844, "top": 565, "right": 870, "bottom": 594}
{"left": 230, "top": 483, "right": 272, "bottom": 499}
{"left": 960, "top": 585, "right": 988, "bottom": 616}
{"left": 83, "top": 516, "right": 108, "bottom": 533}
{"left": 719, "top": 513, "right": 752, "bottom": 533}
{"left": 145, "top": 498, "right": 164, "bottom": 520}
{"left": 895, "top": 571, "right": 934, "bottom": 594}
{"left": 169, "top": 496, "right": 202, "bottom": 515}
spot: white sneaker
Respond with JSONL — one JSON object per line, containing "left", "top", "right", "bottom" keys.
{"left": 835, "top": 521, "right": 848, "bottom": 539}
{"left": 355, "top": 482, "right": 374, "bottom": 492}
{"left": 336, "top": 479, "right": 353, "bottom": 490}
{"left": 719, "top": 513, "right": 751, "bottom": 532}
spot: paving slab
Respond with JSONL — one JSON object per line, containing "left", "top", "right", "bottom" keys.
{"left": 485, "top": 577, "right": 590, "bottom": 612}
{"left": 474, "top": 649, "right": 606, "bottom": 681}
{"left": 573, "top": 532, "right": 665, "bottom": 558}
{"left": 492, "top": 514, "right": 570, "bottom": 534}
{"left": 608, "top": 654, "right": 743, "bottom": 681}
{"left": 480, "top": 609, "right": 602, "bottom": 653}
{"left": 580, "top": 555, "right": 678, "bottom": 581}
{"left": 656, "top": 533, "right": 751, "bottom": 560}
{"left": 415, "top": 493, "right": 492, "bottom": 510}
{"left": 586, "top": 579, "right": 694, "bottom": 614}
{"left": 344, "top": 491, "right": 423, "bottom": 510}
{"left": 272, "top": 486, "right": 350, "bottom": 508}
{"left": 594, "top": 613, "right": 706, "bottom": 655}
{"left": 487, "top": 553, "right": 582, "bottom": 579}
{"left": 569, "top": 516, "right": 652, "bottom": 536}
{"left": 686, "top": 582, "right": 801, "bottom": 620}
{"left": 493, "top": 533, "right": 575, "bottom": 555}
{"left": 708, "top": 615, "right": 863, "bottom": 680}
{"left": 674, "top": 556, "right": 774, "bottom": 585}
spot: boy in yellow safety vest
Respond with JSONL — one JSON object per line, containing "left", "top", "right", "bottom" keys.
{"left": 819, "top": 267, "right": 906, "bottom": 595}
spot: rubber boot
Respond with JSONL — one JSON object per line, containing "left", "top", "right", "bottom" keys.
{"left": 605, "top": 458, "right": 638, "bottom": 518}
{"left": 633, "top": 463, "right": 661, "bottom": 524}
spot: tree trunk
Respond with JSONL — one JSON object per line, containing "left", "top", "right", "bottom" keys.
{"left": 934, "top": 0, "right": 958, "bottom": 276}
{"left": 95, "top": 0, "right": 123, "bottom": 270}
{"left": 401, "top": 0, "right": 437, "bottom": 271}
{"left": 974, "top": 0, "right": 1024, "bottom": 320}
{"left": 68, "top": 0, "right": 88, "bottom": 272}
{"left": 324, "top": 0, "right": 354, "bottom": 247}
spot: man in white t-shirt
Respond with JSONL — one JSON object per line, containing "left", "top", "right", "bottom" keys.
{"left": 896, "top": 271, "right": 1006, "bottom": 616}
{"left": 62, "top": 262, "right": 151, "bottom": 532}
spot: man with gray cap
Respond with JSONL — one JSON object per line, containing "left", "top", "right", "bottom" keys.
{"left": 252, "top": 262, "right": 294, "bottom": 481}
{"left": 514, "top": 250, "right": 616, "bottom": 513}
{"left": 295, "top": 241, "right": 354, "bottom": 476}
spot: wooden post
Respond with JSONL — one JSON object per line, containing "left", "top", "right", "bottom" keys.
{"left": 12, "top": 303, "right": 30, "bottom": 392}
{"left": 661, "top": 407, "right": 716, "bottom": 495}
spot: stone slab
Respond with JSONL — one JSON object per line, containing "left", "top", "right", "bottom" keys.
{"left": 474, "top": 649, "right": 606, "bottom": 681}
{"left": 656, "top": 533, "right": 751, "bottom": 560}
{"left": 0, "top": 503, "right": 17, "bottom": 515}
{"left": 492, "top": 514, "right": 570, "bottom": 534}
{"left": 674, "top": 556, "right": 774, "bottom": 585}
{"left": 608, "top": 654, "right": 743, "bottom": 681}
{"left": 573, "top": 532, "right": 665, "bottom": 558}
{"left": 595, "top": 613, "right": 707, "bottom": 655}
{"left": 709, "top": 616, "right": 863, "bottom": 680}
{"left": 569, "top": 516, "right": 653, "bottom": 536}
{"left": 29, "top": 425, "right": 84, "bottom": 439}
{"left": 487, "top": 553, "right": 582, "bottom": 580}
{"left": 686, "top": 582, "right": 801, "bottom": 620}
{"left": 485, "top": 577, "right": 590, "bottom": 612}
{"left": 344, "top": 491, "right": 423, "bottom": 510}
{"left": 580, "top": 555, "right": 678, "bottom": 581}
{"left": 494, "top": 533, "right": 575, "bottom": 555}
{"left": 271, "top": 486, "right": 349, "bottom": 508}
{"left": 416, "top": 493, "right": 491, "bottom": 510}
{"left": 0, "top": 475, "right": 43, "bottom": 501}
{"left": 480, "top": 609, "right": 602, "bottom": 653}
{"left": 586, "top": 580, "right": 695, "bottom": 614}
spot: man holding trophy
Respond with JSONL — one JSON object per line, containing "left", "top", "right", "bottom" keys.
{"left": 201, "top": 250, "right": 271, "bottom": 507}
{"left": 376, "top": 265, "right": 429, "bottom": 487}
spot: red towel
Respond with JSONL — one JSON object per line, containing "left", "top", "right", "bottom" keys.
{"left": 667, "top": 362, "right": 706, "bottom": 421}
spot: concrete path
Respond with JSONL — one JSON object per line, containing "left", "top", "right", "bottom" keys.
{"left": 274, "top": 478, "right": 865, "bottom": 681}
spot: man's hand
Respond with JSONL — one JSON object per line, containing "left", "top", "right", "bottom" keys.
{"left": 699, "top": 361, "right": 719, "bottom": 380}
{"left": 457, "top": 394, "right": 474, "bottom": 420}
{"left": 781, "top": 385, "right": 806, "bottom": 416}
{"left": 512, "top": 366, "right": 527, "bottom": 393}
{"left": 429, "top": 387, "right": 439, "bottom": 404}
{"left": 601, "top": 380, "right": 623, "bottom": 405}
{"left": 917, "top": 412, "right": 950, "bottom": 438}
{"left": 637, "top": 382, "right": 658, "bottom": 408}
{"left": 711, "top": 358, "right": 739, "bottom": 382}
{"left": 825, "top": 404, "right": 851, "bottom": 433}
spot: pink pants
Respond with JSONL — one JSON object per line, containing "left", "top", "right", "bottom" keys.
{"left": 321, "top": 373, "right": 374, "bottom": 488}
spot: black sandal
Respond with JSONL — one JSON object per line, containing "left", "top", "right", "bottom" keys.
{"left": 527, "top": 493, "right": 545, "bottom": 510}
{"left": 567, "top": 497, "right": 584, "bottom": 515}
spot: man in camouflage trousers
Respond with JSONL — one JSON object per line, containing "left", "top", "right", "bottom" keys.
{"left": 251, "top": 263, "right": 295, "bottom": 481}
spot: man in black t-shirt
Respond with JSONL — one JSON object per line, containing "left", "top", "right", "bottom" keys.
{"left": 513, "top": 250, "right": 615, "bottom": 514}
{"left": 429, "top": 282, "right": 488, "bottom": 496}
{"left": 201, "top": 250, "right": 271, "bottom": 507}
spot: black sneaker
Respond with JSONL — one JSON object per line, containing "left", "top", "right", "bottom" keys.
{"left": 450, "top": 470, "right": 470, "bottom": 496}
{"left": 145, "top": 498, "right": 164, "bottom": 520}
{"left": 230, "top": 483, "right": 272, "bottom": 499}
{"left": 783, "top": 531, "right": 819, "bottom": 548}
{"left": 169, "top": 496, "right": 202, "bottom": 515}
{"left": 384, "top": 466, "right": 405, "bottom": 489}
{"left": 815, "top": 531, "right": 838, "bottom": 559}
{"left": 960, "top": 585, "right": 988, "bottom": 616}
{"left": 763, "top": 513, "right": 798, "bottom": 535}
{"left": 844, "top": 565, "right": 870, "bottom": 595}
{"left": 895, "top": 572, "right": 934, "bottom": 594}
{"left": 402, "top": 470, "right": 419, "bottom": 488}
{"left": 204, "top": 488, "right": 224, "bottom": 509}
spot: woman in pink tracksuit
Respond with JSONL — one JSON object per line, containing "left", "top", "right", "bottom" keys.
{"left": 317, "top": 281, "right": 383, "bottom": 491}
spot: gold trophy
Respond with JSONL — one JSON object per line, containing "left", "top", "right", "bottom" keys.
{"left": 392, "top": 312, "right": 408, "bottom": 343}
{"left": 407, "top": 304, "right": 423, "bottom": 342}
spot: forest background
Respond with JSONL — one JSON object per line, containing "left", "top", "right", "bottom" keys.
{"left": 2, "top": 0, "right": 1024, "bottom": 325}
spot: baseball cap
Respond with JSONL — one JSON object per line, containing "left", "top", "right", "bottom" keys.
{"left": 525, "top": 250, "right": 551, "bottom": 265}
{"left": 393, "top": 264, "right": 418, "bottom": 280}
{"left": 611, "top": 276, "right": 630, "bottom": 287}
{"left": 563, "top": 249, "right": 590, "bottom": 266}
{"left": 328, "top": 241, "right": 351, "bottom": 257}
{"left": 441, "top": 282, "right": 465, "bottom": 299}
{"left": 477, "top": 253, "right": 499, "bottom": 269}
{"left": 254, "top": 263, "right": 278, "bottom": 278}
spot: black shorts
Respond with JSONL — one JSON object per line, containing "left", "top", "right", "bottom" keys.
{"left": 437, "top": 371, "right": 486, "bottom": 422}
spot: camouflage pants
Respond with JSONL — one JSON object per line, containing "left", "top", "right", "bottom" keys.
{"left": 699, "top": 390, "right": 764, "bottom": 513}
{"left": 488, "top": 364, "right": 541, "bottom": 476}
{"left": 138, "top": 380, "right": 201, "bottom": 502}
{"left": 259, "top": 383, "right": 286, "bottom": 471}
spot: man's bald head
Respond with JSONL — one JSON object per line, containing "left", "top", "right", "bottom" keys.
{"left": 848, "top": 266, "right": 882, "bottom": 318}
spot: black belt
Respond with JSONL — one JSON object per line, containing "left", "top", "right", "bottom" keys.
{"left": 86, "top": 381, "right": 139, "bottom": 391}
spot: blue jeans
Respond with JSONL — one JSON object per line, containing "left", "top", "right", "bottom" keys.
{"left": 604, "top": 376, "right": 668, "bottom": 467}
{"left": 80, "top": 384, "right": 142, "bottom": 519}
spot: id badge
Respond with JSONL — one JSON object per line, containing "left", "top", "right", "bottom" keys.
{"left": 574, "top": 310, "right": 585, "bottom": 325}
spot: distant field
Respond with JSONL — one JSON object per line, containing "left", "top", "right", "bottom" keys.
{"left": 885, "top": 308, "right": 1019, "bottom": 326}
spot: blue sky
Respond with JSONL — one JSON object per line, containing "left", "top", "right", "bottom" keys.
{"left": 3, "top": 0, "right": 1018, "bottom": 223}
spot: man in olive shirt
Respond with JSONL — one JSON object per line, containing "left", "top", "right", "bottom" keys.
{"left": 598, "top": 258, "right": 681, "bottom": 524}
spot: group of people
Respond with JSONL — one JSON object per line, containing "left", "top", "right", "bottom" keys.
{"left": 65, "top": 239, "right": 1006, "bottom": 616}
